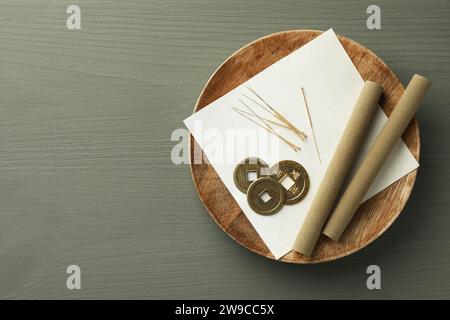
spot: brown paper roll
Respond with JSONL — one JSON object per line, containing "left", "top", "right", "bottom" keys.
{"left": 323, "top": 74, "right": 431, "bottom": 241}
{"left": 292, "top": 81, "right": 383, "bottom": 256}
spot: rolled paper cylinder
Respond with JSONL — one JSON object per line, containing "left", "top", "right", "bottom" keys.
{"left": 292, "top": 81, "right": 383, "bottom": 256}
{"left": 323, "top": 74, "right": 431, "bottom": 241}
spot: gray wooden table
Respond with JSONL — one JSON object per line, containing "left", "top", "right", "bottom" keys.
{"left": 0, "top": 0, "right": 448, "bottom": 299}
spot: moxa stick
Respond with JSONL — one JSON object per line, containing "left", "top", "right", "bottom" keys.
{"left": 292, "top": 81, "right": 383, "bottom": 257}
{"left": 323, "top": 74, "right": 431, "bottom": 241}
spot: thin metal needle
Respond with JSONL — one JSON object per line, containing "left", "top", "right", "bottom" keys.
{"left": 232, "top": 107, "right": 271, "bottom": 131}
{"left": 239, "top": 98, "right": 276, "bottom": 132}
{"left": 241, "top": 93, "right": 273, "bottom": 117}
{"left": 301, "top": 87, "right": 321, "bottom": 162}
{"left": 238, "top": 99, "right": 300, "bottom": 151}
{"left": 231, "top": 107, "right": 291, "bottom": 129}
{"left": 246, "top": 86, "right": 307, "bottom": 140}
{"left": 232, "top": 107, "right": 300, "bottom": 151}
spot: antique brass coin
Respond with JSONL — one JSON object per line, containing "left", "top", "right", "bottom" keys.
{"left": 247, "top": 177, "right": 285, "bottom": 215}
{"left": 270, "top": 160, "right": 309, "bottom": 204}
{"left": 233, "top": 157, "right": 269, "bottom": 193}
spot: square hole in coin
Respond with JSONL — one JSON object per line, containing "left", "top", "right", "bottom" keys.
{"left": 246, "top": 170, "right": 258, "bottom": 182}
{"left": 259, "top": 190, "right": 272, "bottom": 203}
{"left": 280, "top": 174, "right": 295, "bottom": 190}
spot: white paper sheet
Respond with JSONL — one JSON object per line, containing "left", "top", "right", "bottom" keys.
{"left": 184, "top": 29, "right": 419, "bottom": 259}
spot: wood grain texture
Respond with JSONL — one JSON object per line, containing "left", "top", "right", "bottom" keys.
{"left": 190, "top": 30, "right": 419, "bottom": 263}
{"left": 0, "top": 0, "right": 448, "bottom": 299}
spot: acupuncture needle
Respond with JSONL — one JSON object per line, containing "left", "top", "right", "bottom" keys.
{"left": 241, "top": 93, "right": 274, "bottom": 117}
{"left": 239, "top": 97, "right": 302, "bottom": 152}
{"left": 246, "top": 86, "right": 307, "bottom": 140}
{"left": 237, "top": 99, "right": 301, "bottom": 151}
{"left": 301, "top": 87, "right": 322, "bottom": 163}
{"left": 232, "top": 107, "right": 300, "bottom": 152}
{"left": 231, "top": 107, "right": 291, "bottom": 129}
{"left": 244, "top": 88, "right": 307, "bottom": 140}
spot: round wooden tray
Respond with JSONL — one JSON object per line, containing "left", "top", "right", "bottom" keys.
{"left": 189, "top": 30, "right": 420, "bottom": 263}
